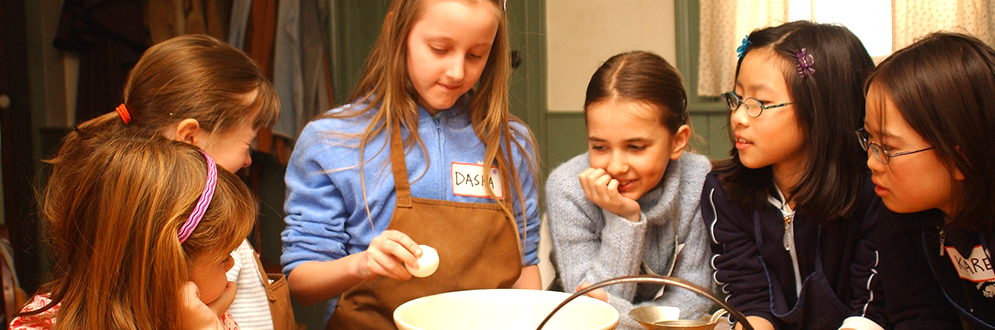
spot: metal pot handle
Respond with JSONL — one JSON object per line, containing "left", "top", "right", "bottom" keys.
{"left": 535, "top": 275, "right": 754, "bottom": 330}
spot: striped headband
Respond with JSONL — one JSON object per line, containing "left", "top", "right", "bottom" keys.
{"left": 177, "top": 151, "right": 217, "bottom": 243}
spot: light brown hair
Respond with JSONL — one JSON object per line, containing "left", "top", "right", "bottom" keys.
{"left": 81, "top": 34, "right": 279, "bottom": 140}
{"left": 584, "top": 50, "right": 689, "bottom": 133}
{"left": 27, "top": 132, "right": 255, "bottom": 329}
{"left": 321, "top": 0, "right": 538, "bottom": 233}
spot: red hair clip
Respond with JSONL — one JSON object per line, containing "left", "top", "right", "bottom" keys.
{"left": 115, "top": 103, "right": 131, "bottom": 125}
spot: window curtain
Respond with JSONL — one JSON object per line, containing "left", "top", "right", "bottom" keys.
{"left": 697, "top": 0, "right": 789, "bottom": 97}
{"left": 892, "top": 0, "right": 995, "bottom": 49}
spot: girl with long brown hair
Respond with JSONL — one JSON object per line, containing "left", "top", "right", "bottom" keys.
{"left": 545, "top": 50, "right": 714, "bottom": 329}
{"left": 38, "top": 34, "right": 292, "bottom": 330}
{"left": 280, "top": 0, "right": 540, "bottom": 328}
{"left": 11, "top": 134, "right": 256, "bottom": 330}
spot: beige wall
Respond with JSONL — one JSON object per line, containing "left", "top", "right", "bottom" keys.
{"left": 546, "top": 0, "right": 676, "bottom": 113}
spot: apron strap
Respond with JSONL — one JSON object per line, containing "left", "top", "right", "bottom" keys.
{"left": 389, "top": 119, "right": 413, "bottom": 208}
{"left": 388, "top": 114, "right": 516, "bottom": 212}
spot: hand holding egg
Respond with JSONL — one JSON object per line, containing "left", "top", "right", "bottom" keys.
{"left": 405, "top": 245, "right": 439, "bottom": 278}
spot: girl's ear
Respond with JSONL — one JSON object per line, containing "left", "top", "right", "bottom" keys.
{"left": 669, "top": 124, "right": 691, "bottom": 160}
{"left": 952, "top": 146, "right": 966, "bottom": 181}
{"left": 172, "top": 119, "right": 202, "bottom": 145}
{"left": 952, "top": 166, "right": 965, "bottom": 181}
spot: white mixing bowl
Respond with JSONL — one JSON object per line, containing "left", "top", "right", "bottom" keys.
{"left": 394, "top": 289, "right": 619, "bottom": 330}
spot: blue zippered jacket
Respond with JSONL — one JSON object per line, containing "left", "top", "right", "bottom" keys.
{"left": 281, "top": 97, "right": 541, "bottom": 319}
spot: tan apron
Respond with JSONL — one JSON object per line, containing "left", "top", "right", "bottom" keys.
{"left": 325, "top": 120, "right": 524, "bottom": 330}
{"left": 249, "top": 251, "right": 303, "bottom": 330}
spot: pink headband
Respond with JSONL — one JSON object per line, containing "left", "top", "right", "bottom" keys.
{"left": 177, "top": 151, "right": 217, "bottom": 243}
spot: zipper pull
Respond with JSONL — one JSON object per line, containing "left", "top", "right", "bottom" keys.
{"left": 783, "top": 215, "right": 792, "bottom": 251}
{"left": 939, "top": 229, "right": 945, "bottom": 256}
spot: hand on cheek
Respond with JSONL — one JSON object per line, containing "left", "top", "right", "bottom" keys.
{"left": 205, "top": 281, "right": 238, "bottom": 317}
{"left": 578, "top": 168, "right": 641, "bottom": 222}
{"left": 179, "top": 281, "right": 228, "bottom": 330}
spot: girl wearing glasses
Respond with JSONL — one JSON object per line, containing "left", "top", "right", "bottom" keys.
{"left": 546, "top": 51, "right": 713, "bottom": 329}
{"left": 864, "top": 32, "right": 995, "bottom": 329}
{"left": 702, "top": 21, "right": 884, "bottom": 330}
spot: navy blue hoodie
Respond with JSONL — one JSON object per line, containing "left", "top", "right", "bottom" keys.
{"left": 877, "top": 208, "right": 995, "bottom": 329}
{"left": 702, "top": 171, "right": 886, "bottom": 329}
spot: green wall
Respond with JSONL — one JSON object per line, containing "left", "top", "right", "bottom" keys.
{"left": 543, "top": 0, "right": 734, "bottom": 172}
{"left": 675, "top": 0, "right": 732, "bottom": 160}
{"left": 544, "top": 112, "right": 588, "bottom": 169}
{"left": 326, "top": 1, "right": 389, "bottom": 105}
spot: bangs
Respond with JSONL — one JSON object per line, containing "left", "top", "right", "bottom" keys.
{"left": 182, "top": 168, "right": 256, "bottom": 259}
{"left": 865, "top": 81, "right": 892, "bottom": 127}
{"left": 248, "top": 81, "right": 281, "bottom": 130}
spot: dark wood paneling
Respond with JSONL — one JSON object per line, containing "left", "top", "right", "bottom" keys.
{"left": 1, "top": 0, "right": 42, "bottom": 293}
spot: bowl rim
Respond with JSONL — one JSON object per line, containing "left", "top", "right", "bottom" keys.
{"left": 627, "top": 305, "right": 681, "bottom": 323}
{"left": 393, "top": 289, "right": 620, "bottom": 330}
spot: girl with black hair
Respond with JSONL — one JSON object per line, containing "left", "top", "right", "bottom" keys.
{"left": 702, "top": 21, "right": 884, "bottom": 330}
{"left": 865, "top": 32, "right": 995, "bottom": 329}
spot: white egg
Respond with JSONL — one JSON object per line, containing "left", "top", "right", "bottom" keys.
{"left": 406, "top": 245, "right": 439, "bottom": 278}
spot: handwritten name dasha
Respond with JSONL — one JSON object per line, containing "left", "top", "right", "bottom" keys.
{"left": 450, "top": 162, "right": 503, "bottom": 199}
{"left": 454, "top": 171, "right": 497, "bottom": 190}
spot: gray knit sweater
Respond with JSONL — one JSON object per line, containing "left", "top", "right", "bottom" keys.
{"left": 546, "top": 152, "right": 714, "bottom": 330}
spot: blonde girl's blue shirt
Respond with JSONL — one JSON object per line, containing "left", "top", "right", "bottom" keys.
{"left": 281, "top": 97, "right": 541, "bottom": 317}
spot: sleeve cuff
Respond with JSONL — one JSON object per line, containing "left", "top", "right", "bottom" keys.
{"left": 601, "top": 208, "right": 646, "bottom": 225}
{"left": 839, "top": 316, "right": 884, "bottom": 330}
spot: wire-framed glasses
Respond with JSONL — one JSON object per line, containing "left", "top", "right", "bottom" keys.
{"left": 855, "top": 127, "right": 935, "bottom": 164}
{"left": 721, "top": 92, "right": 792, "bottom": 118}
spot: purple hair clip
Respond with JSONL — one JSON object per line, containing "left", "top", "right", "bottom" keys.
{"left": 795, "top": 48, "right": 815, "bottom": 78}
{"left": 736, "top": 35, "right": 751, "bottom": 59}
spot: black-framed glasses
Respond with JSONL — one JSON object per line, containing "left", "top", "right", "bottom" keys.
{"left": 721, "top": 92, "right": 792, "bottom": 118}
{"left": 855, "top": 127, "right": 935, "bottom": 164}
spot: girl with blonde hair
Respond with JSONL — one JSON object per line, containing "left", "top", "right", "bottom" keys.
{"left": 281, "top": 0, "right": 541, "bottom": 328}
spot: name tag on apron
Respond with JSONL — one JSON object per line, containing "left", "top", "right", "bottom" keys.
{"left": 451, "top": 162, "right": 503, "bottom": 199}
{"left": 945, "top": 245, "right": 995, "bottom": 282}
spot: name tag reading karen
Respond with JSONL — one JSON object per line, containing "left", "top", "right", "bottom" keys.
{"left": 451, "top": 162, "right": 503, "bottom": 199}
{"left": 945, "top": 245, "right": 995, "bottom": 282}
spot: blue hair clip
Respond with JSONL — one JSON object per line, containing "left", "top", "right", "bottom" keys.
{"left": 795, "top": 48, "right": 815, "bottom": 78}
{"left": 736, "top": 35, "right": 751, "bottom": 59}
